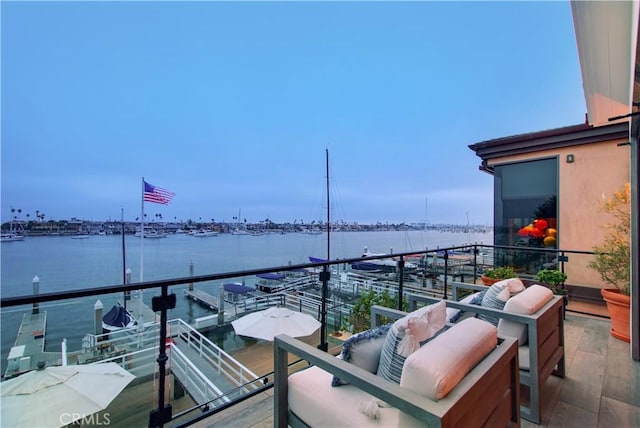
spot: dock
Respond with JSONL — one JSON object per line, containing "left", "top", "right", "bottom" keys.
{"left": 184, "top": 289, "right": 219, "bottom": 311}
{"left": 4, "top": 310, "right": 69, "bottom": 378}
{"left": 3, "top": 296, "right": 159, "bottom": 379}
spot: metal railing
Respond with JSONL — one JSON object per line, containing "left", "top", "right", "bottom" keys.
{"left": 0, "top": 243, "right": 603, "bottom": 427}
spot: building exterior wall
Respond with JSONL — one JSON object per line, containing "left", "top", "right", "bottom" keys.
{"left": 488, "top": 137, "right": 630, "bottom": 288}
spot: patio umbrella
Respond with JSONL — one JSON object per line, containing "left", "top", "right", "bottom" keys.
{"left": 232, "top": 307, "right": 321, "bottom": 341}
{"left": 1, "top": 362, "right": 135, "bottom": 427}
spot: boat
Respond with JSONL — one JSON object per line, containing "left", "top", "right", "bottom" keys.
{"left": 71, "top": 234, "right": 90, "bottom": 239}
{"left": 2, "top": 212, "right": 26, "bottom": 242}
{"left": 231, "top": 209, "right": 250, "bottom": 235}
{"left": 138, "top": 230, "right": 167, "bottom": 238}
{"left": 0, "top": 233, "right": 25, "bottom": 242}
{"left": 223, "top": 282, "right": 256, "bottom": 304}
{"left": 191, "top": 229, "right": 219, "bottom": 237}
{"left": 302, "top": 228, "right": 323, "bottom": 235}
{"left": 135, "top": 227, "right": 167, "bottom": 238}
{"left": 354, "top": 247, "right": 418, "bottom": 273}
{"left": 230, "top": 228, "right": 250, "bottom": 235}
{"left": 102, "top": 303, "right": 136, "bottom": 333}
{"left": 255, "top": 273, "right": 287, "bottom": 293}
{"left": 349, "top": 261, "right": 381, "bottom": 272}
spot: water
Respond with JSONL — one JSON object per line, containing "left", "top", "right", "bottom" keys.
{"left": 0, "top": 230, "right": 492, "bottom": 373}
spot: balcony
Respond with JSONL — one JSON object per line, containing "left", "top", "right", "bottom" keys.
{"left": 190, "top": 314, "right": 639, "bottom": 427}
{"left": 1, "top": 245, "right": 637, "bottom": 427}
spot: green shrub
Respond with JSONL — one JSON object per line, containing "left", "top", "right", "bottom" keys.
{"left": 483, "top": 266, "right": 517, "bottom": 280}
{"left": 349, "top": 289, "right": 407, "bottom": 333}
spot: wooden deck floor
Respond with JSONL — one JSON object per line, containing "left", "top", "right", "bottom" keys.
{"left": 192, "top": 312, "right": 640, "bottom": 428}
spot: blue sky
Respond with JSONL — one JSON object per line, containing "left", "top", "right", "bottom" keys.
{"left": 1, "top": 1, "right": 585, "bottom": 226}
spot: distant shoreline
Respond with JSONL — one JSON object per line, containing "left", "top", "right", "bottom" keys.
{"left": 2, "top": 219, "right": 493, "bottom": 237}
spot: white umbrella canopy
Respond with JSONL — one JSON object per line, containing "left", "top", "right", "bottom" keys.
{"left": 232, "top": 307, "right": 321, "bottom": 341}
{"left": 1, "top": 362, "right": 135, "bottom": 428}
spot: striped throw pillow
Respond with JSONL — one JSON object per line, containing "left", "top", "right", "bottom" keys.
{"left": 479, "top": 283, "right": 511, "bottom": 325}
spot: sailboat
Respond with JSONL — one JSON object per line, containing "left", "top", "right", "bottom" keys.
{"left": 1, "top": 211, "right": 25, "bottom": 242}
{"left": 231, "top": 208, "right": 250, "bottom": 235}
{"left": 1, "top": 233, "right": 25, "bottom": 242}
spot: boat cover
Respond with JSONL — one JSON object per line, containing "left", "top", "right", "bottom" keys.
{"left": 102, "top": 305, "right": 132, "bottom": 328}
{"left": 350, "top": 261, "right": 380, "bottom": 271}
{"left": 256, "top": 273, "right": 285, "bottom": 280}
{"left": 223, "top": 283, "right": 255, "bottom": 294}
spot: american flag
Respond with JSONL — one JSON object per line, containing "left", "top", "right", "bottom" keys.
{"left": 143, "top": 180, "right": 175, "bottom": 205}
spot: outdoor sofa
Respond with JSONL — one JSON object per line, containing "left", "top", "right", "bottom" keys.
{"left": 390, "top": 280, "right": 565, "bottom": 424}
{"left": 274, "top": 304, "right": 520, "bottom": 428}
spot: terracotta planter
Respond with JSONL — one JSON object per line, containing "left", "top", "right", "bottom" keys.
{"left": 601, "top": 288, "right": 631, "bottom": 342}
{"left": 481, "top": 276, "right": 501, "bottom": 286}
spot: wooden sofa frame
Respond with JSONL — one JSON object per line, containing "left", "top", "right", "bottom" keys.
{"left": 274, "top": 319, "right": 520, "bottom": 427}
{"left": 377, "top": 281, "right": 565, "bottom": 424}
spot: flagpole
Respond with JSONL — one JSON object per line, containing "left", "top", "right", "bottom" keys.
{"left": 139, "top": 177, "right": 145, "bottom": 338}
{"left": 141, "top": 177, "right": 145, "bottom": 282}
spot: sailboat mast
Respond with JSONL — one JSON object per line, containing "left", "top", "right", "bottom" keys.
{"left": 325, "top": 149, "right": 330, "bottom": 261}
{"left": 121, "top": 208, "right": 128, "bottom": 308}
{"left": 425, "top": 197, "right": 428, "bottom": 232}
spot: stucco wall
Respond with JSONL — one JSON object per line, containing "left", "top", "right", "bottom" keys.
{"left": 488, "top": 138, "right": 630, "bottom": 288}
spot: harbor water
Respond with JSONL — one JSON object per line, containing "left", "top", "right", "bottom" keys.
{"left": 0, "top": 230, "right": 492, "bottom": 374}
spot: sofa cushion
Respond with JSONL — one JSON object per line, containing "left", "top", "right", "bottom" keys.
{"left": 331, "top": 324, "right": 391, "bottom": 386}
{"left": 377, "top": 301, "right": 446, "bottom": 384}
{"left": 400, "top": 317, "right": 498, "bottom": 400}
{"left": 479, "top": 282, "right": 511, "bottom": 325}
{"left": 497, "top": 284, "right": 554, "bottom": 345}
{"left": 519, "top": 345, "right": 531, "bottom": 371}
{"left": 289, "top": 366, "right": 425, "bottom": 427}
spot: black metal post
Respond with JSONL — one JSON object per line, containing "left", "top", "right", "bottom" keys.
{"left": 558, "top": 251, "right": 568, "bottom": 273}
{"left": 149, "top": 285, "right": 176, "bottom": 428}
{"left": 443, "top": 250, "right": 449, "bottom": 300}
{"left": 473, "top": 244, "right": 479, "bottom": 281}
{"left": 397, "top": 257, "right": 405, "bottom": 311}
{"left": 122, "top": 219, "right": 130, "bottom": 306}
{"left": 318, "top": 265, "right": 330, "bottom": 352}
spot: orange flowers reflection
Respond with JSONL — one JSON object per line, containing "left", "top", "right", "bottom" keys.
{"left": 518, "top": 218, "right": 556, "bottom": 247}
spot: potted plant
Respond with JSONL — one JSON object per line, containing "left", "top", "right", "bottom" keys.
{"left": 537, "top": 268, "right": 568, "bottom": 317}
{"left": 536, "top": 269, "right": 568, "bottom": 295}
{"left": 480, "top": 266, "right": 517, "bottom": 286}
{"left": 587, "top": 183, "right": 631, "bottom": 342}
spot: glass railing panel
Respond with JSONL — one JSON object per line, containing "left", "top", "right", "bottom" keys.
{"left": 1, "top": 243, "right": 610, "bottom": 427}
{"left": 0, "top": 290, "right": 160, "bottom": 427}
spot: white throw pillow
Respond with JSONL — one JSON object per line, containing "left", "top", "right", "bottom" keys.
{"left": 376, "top": 301, "right": 447, "bottom": 383}
{"left": 397, "top": 307, "right": 445, "bottom": 357}
{"left": 494, "top": 277, "right": 526, "bottom": 295}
